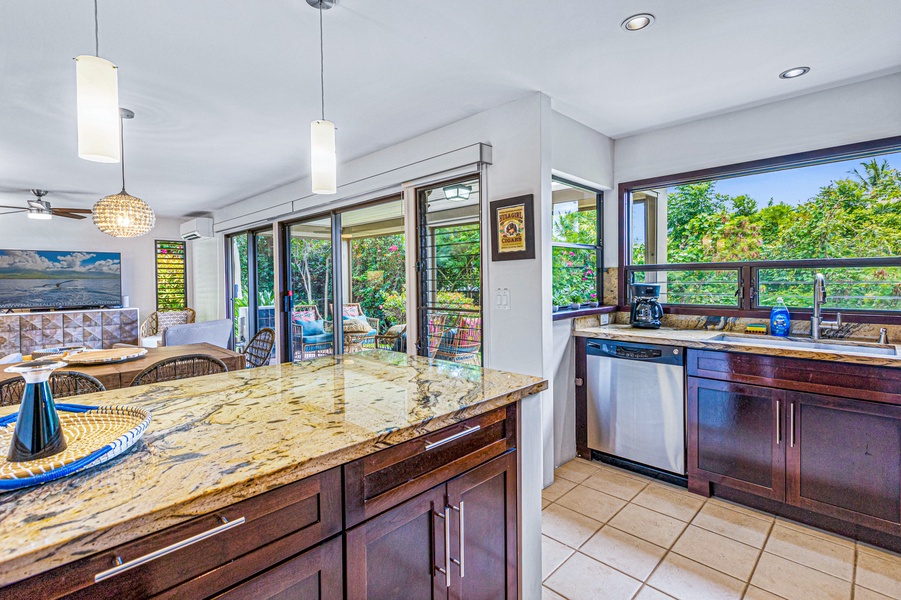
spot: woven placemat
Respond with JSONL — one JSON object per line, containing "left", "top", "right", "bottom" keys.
{"left": 0, "top": 404, "right": 151, "bottom": 490}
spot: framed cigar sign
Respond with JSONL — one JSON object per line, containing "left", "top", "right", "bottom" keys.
{"left": 490, "top": 194, "right": 535, "bottom": 261}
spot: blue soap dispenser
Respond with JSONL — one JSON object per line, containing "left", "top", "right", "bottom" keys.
{"left": 770, "top": 297, "right": 791, "bottom": 337}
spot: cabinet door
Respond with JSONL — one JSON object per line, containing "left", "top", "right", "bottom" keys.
{"left": 346, "top": 484, "right": 448, "bottom": 600}
{"left": 446, "top": 451, "right": 517, "bottom": 600}
{"left": 688, "top": 377, "right": 785, "bottom": 501}
{"left": 786, "top": 391, "right": 901, "bottom": 535}
{"left": 213, "top": 536, "right": 343, "bottom": 600}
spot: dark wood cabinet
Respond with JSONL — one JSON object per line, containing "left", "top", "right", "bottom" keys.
{"left": 346, "top": 451, "right": 518, "bottom": 600}
{"left": 1, "top": 406, "right": 520, "bottom": 600}
{"left": 688, "top": 378, "right": 785, "bottom": 501}
{"left": 213, "top": 536, "right": 343, "bottom": 600}
{"left": 346, "top": 484, "right": 448, "bottom": 600}
{"left": 785, "top": 391, "right": 901, "bottom": 535}
{"left": 687, "top": 349, "right": 901, "bottom": 542}
{"left": 446, "top": 451, "right": 517, "bottom": 600}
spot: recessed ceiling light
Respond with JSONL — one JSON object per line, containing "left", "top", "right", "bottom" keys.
{"left": 779, "top": 66, "right": 810, "bottom": 79}
{"left": 621, "top": 13, "right": 655, "bottom": 32}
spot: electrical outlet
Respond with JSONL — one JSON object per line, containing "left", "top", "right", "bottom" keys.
{"left": 600, "top": 314, "right": 610, "bottom": 325}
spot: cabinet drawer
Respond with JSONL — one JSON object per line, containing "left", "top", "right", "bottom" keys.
{"left": 687, "top": 349, "right": 901, "bottom": 405}
{"left": 344, "top": 405, "right": 516, "bottom": 527}
{"left": 1, "top": 467, "right": 342, "bottom": 600}
{"left": 212, "top": 536, "right": 343, "bottom": 600}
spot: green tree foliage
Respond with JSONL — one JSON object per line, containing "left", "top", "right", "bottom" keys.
{"left": 552, "top": 208, "right": 599, "bottom": 304}
{"left": 350, "top": 234, "right": 405, "bottom": 330}
{"left": 648, "top": 160, "right": 901, "bottom": 309}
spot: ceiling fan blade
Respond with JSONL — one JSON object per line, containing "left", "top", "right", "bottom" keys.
{"left": 51, "top": 211, "right": 87, "bottom": 220}
{"left": 0, "top": 205, "right": 26, "bottom": 211}
{"left": 53, "top": 208, "right": 93, "bottom": 214}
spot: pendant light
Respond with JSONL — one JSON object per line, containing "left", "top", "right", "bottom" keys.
{"left": 309, "top": 0, "right": 337, "bottom": 194}
{"left": 92, "top": 108, "right": 155, "bottom": 237}
{"left": 75, "top": 0, "right": 120, "bottom": 163}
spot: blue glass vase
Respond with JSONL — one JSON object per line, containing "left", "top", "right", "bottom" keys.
{"left": 5, "top": 360, "right": 68, "bottom": 462}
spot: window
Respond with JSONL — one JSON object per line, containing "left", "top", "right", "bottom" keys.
{"left": 552, "top": 178, "right": 603, "bottom": 309}
{"left": 620, "top": 138, "right": 901, "bottom": 317}
{"left": 417, "top": 177, "right": 482, "bottom": 364}
{"left": 226, "top": 229, "right": 274, "bottom": 351}
{"left": 155, "top": 240, "right": 187, "bottom": 310}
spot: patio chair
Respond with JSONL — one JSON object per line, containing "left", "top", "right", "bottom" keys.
{"left": 375, "top": 324, "right": 406, "bottom": 351}
{"left": 342, "top": 303, "right": 380, "bottom": 332}
{"left": 434, "top": 316, "right": 481, "bottom": 365}
{"left": 0, "top": 372, "right": 106, "bottom": 407}
{"left": 129, "top": 354, "right": 227, "bottom": 386}
{"left": 426, "top": 313, "right": 447, "bottom": 358}
{"left": 340, "top": 303, "right": 378, "bottom": 350}
{"left": 292, "top": 305, "right": 334, "bottom": 360}
{"left": 244, "top": 328, "right": 275, "bottom": 368}
{"left": 140, "top": 308, "right": 196, "bottom": 348}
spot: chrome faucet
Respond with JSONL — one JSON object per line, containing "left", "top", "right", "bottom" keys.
{"left": 811, "top": 273, "right": 841, "bottom": 340}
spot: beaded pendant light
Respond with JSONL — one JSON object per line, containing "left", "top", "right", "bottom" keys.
{"left": 92, "top": 108, "right": 155, "bottom": 237}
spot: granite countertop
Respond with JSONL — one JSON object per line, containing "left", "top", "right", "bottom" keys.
{"left": 0, "top": 351, "right": 547, "bottom": 586}
{"left": 574, "top": 324, "right": 901, "bottom": 367}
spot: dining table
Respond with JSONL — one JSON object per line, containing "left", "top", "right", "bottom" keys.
{"left": 0, "top": 343, "right": 246, "bottom": 391}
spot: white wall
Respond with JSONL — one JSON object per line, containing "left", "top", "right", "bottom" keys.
{"left": 552, "top": 110, "right": 614, "bottom": 190}
{"left": 609, "top": 73, "right": 901, "bottom": 266}
{"left": 0, "top": 215, "right": 185, "bottom": 320}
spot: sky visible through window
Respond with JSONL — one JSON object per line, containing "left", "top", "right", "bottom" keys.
{"left": 712, "top": 151, "right": 901, "bottom": 207}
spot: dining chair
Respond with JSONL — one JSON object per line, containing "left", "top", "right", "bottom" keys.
{"left": 0, "top": 372, "right": 106, "bottom": 407}
{"left": 244, "top": 328, "right": 275, "bottom": 368}
{"left": 129, "top": 354, "right": 228, "bottom": 387}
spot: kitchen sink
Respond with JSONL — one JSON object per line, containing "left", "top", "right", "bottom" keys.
{"left": 710, "top": 334, "right": 897, "bottom": 356}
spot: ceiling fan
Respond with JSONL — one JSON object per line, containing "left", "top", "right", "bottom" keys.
{"left": 0, "top": 189, "right": 93, "bottom": 220}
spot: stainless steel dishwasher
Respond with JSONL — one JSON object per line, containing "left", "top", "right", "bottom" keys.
{"left": 586, "top": 339, "right": 686, "bottom": 475}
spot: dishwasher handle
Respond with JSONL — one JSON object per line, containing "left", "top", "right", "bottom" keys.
{"left": 586, "top": 340, "right": 683, "bottom": 365}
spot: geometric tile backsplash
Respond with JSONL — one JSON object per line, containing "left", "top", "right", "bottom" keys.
{"left": 0, "top": 308, "right": 139, "bottom": 356}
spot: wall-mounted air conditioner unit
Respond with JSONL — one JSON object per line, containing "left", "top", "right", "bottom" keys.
{"left": 180, "top": 217, "right": 214, "bottom": 241}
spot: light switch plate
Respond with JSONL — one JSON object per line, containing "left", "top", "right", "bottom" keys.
{"left": 496, "top": 288, "right": 510, "bottom": 310}
{"left": 600, "top": 314, "right": 609, "bottom": 325}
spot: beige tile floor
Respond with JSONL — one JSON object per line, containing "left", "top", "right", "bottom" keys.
{"left": 542, "top": 458, "right": 901, "bottom": 600}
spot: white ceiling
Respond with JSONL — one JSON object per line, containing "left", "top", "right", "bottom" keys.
{"left": 1, "top": 0, "right": 899, "bottom": 218}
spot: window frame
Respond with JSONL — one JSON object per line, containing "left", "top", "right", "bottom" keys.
{"left": 154, "top": 239, "right": 187, "bottom": 311}
{"left": 617, "top": 135, "right": 901, "bottom": 324}
{"left": 551, "top": 176, "right": 605, "bottom": 310}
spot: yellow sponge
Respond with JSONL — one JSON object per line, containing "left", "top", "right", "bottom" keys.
{"left": 746, "top": 324, "right": 767, "bottom": 335}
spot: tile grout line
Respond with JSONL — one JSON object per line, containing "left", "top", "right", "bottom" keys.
{"left": 742, "top": 513, "right": 782, "bottom": 599}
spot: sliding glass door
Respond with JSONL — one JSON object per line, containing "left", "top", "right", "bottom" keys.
{"left": 416, "top": 177, "right": 482, "bottom": 365}
{"left": 282, "top": 197, "right": 407, "bottom": 361}
{"left": 226, "top": 227, "right": 274, "bottom": 352}
{"left": 284, "top": 215, "right": 336, "bottom": 361}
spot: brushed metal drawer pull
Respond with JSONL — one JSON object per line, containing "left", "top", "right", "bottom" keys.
{"left": 94, "top": 516, "right": 246, "bottom": 583}
{"left": 424, "top": 425, "right": 481, "bottom": 451}
{"left": 790, "top": 402, "right": 795, "bottom": 448}
{"left": 776, "top": 400, "right": 781, "bottom": 445}
{"left": 434, "top": 507, "right": 451, "bottom": 587}
{"left": 451, "top": 502, "right": 465, "bottom": 578}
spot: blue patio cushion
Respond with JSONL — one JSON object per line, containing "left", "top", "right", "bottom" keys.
{"left": 300, "top": 319, "right": 325, "bottom": 336}
{"left": 436, "top": 328, "right": 458, "bottom": 356}
{"left": 302, "top": 332, "right": 332, "bottom": 345}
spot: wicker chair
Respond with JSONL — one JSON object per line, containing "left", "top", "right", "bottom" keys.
{"left": 342, "top": 303, "right": 380, "bottom": 331}
{"left": 244, "top": 328, "right": 275, "bottom": 368}
{"left": 129, "top": 354, "right": 227, "bottom": 386}
{"left": 292, "top": 305, "right": 334, "bottom": 360}
{"left": 0, "top": 372, "right": 106, "bottom": 407}
{"left": 139, "top": 309, "right": 196, "bottom": 348}
{"left": 375, "top": 324, "right": 406, "bottom": 351}
{"left": 433, "top": 316, "right": 481, "bottom": 365}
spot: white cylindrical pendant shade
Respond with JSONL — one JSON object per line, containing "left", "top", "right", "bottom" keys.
{"left": 311, "top": 119, "right": 336, "bottom": 194}
{"left": 76, "top": 55, "right": 120, "bottom": 163}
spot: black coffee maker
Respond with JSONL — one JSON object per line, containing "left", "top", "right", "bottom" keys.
{"left": 630, "top": 283, "right": 663, "bottom": 329}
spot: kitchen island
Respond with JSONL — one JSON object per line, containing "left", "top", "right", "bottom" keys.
{"left": 0, "top": 350, "right": 546, "bottom": 598}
